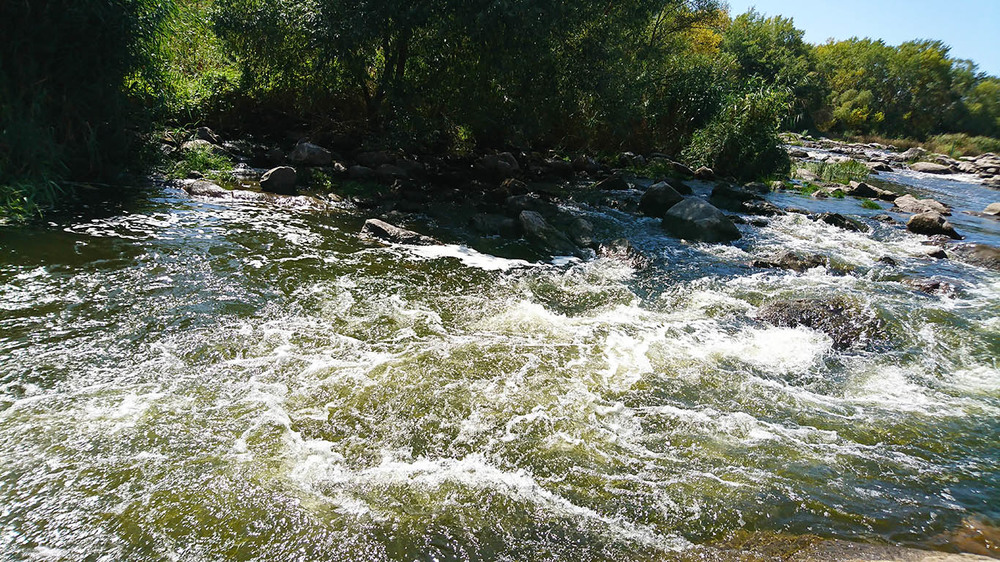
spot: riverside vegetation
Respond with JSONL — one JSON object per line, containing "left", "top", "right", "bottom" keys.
{"left": 3, "top": 0, "right": 1000, "bottom": 218}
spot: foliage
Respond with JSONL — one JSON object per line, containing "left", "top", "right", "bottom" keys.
{"left": 860, "top": 199, "right": 882, "bottom": 210}
{"left": 1, "top": 0, "right": 171, "bottom": 218}
{"left": 924, "top": 133, "right": 1000, "bottom": 158}
{"left": 167, "top": 145, "right": 234, "bottom": 181}
{"left": 683, "top": 85, "right": 793, "bottom": 180}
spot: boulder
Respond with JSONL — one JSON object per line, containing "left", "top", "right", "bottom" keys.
{"left": 519, "top": 211, "right": 580, "bottom": 256}
{"left": 984, "top": 203, "right": 1000, "bottom": 216}
{"left": 671, "top": 161, "right": 695, "bottom": 177}
{"left": 572, "top": 155, "right": 601, "bottom": 174}
{"left": 662, "top": 198, "right": 741, "bottom": 243}
{"left": 694, "top": 166, "right": 716, "bottom": 180}
{"left": 592, "top": 174, "right": 629, "bottom": 191}
{"left": 289, "top": 142, "right": 333, "bottom": 166}
{"left": 501, "top": 178, "right": 529, "bottom": 196}
{"left": 478, "top": 153, "right": 520, "bottom": 178}
{"left": 180, "top": 139, "right": 222, "bottom": 154}
{"left": 907, "top": 212, "right": 962, "bottom": 239}
{"left": 909, "top": 161, "right": 953, "bottom": 174}
{"left": 639, "top": 181, "right": 683, "bottom": 216}
{"left": 598, "top": 238, "right": 651, "bottom": 269}
{"left": 757, "top": 298, "right": 887, "bottom": 350}
{"left": 795, "top": 168, "right": 819, "bottom": 182}
{"left": 361, "top": 219, "right": 440, "bottom": 246}
{"left": 506, "top": 194, "right": 559, "bottom": 217}
{"left": 894, "top": 194, "right": 950, "bottom": 215}
{"left": 567, "top": 217, "right": 595, "bottom": 248}
{"left": 866, "top": 161, "right": 893, "bottom": 172}
{"left": 260, "top": 166, "right": 297, "bottom": 195}
{"left": 751, "top": 251, "right": 828, "bottom": 272}
{"left": 195, "top": 126, "right": 220, "bottom": 144}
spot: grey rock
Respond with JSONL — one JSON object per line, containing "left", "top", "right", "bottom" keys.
{"left": 984, "top": 203, "right": 1000, "bottom": 215}
{"left": 952, "top": 244, "right": 1000, "bottom": 271}
{"left": 470, "top": 214, "right": 520, "bottom": 238}
{"left": 811, "top": 212, "right": 865, "bottom": 232}
{"left": 289, "top": 142, "right": 333, "bottom": 166}
{"left": 662, "top": 198, "right": 741, "bottom": 243}
{"left": 183, "top": 180, "right": 227, "bottom": 197}
{"left": 894, "top": 194, "right": 950, "bottom": 215}
{"left": 907, "top": 212, "right": 962, "bottom": 239}
{"left": 348, "top": 165, "right": 374, "bottom": 181}
{"left": 361, "top": 219, "right": 440, "bottom": 246}
{"left": 260, "top": 166, "right": 297, "bottom": 195}
{"left": 910, "top": 161, "right": 953, "bottom": 174}
{"left": 519, "top": 211, "right": 580, "bottom": 256}
{"left": 639, "top": 181, "right": 683, "bottom": 216}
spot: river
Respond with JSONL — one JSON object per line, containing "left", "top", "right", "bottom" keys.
{"left": 1, "top": 165, "right": 998, "bottom": 560}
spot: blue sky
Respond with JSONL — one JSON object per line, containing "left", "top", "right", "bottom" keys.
{"left": 725, "top": 0, "right": 1000, "bottom": 76}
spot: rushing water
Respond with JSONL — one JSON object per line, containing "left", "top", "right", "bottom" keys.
{"left": 1, "top": 170, "right": 999, "bottom": 561}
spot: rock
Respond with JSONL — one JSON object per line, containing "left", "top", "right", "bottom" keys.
{"left": 356, "top": 151, "right": 393, "bottom": 169}
{"left": 180, "top": 139, "right": 220, "bottom": 153}
{"left": 910, "top": 161, "right": 953, "bottom": 174}
{"left": 924, "top": 247, "right": 949, "bottom": 260}
{"left": 878, "top": 256, "right": 898, "bottom": 266}
{"left": 375, "top": 164, "right": 408, "bottom": 184}
{"left": 639, "top": 181, "right": 683, "bottom": 216}
{"left": 567, "top": 217, "right": 595, "bottom": 248}
{"left": 907, "top": 212, "right": 962, "bottom": 239}
{"left": 694, "top": 166, "right": 716, "bottom": 180}
{"left": 592, "top": 174, "right": 630, "bottom": 191}
{"left": 470, "top": 214, "right": 520, "bottom": 238}
{"left": 757, "top": 298, "right": 887, "bottom": 350}
{"left": 907, "top": 278, "right": 955, "bottom": 296}
{"left": 751, "top": 251, "right": 829, "bottom": 272}
{"left": 894, "top": 194, "right": 950, "bottom": 215}
{"left": 598, "top": 238, "right": 651, "bottom": 269}
{"left": 519, "top": 211, "right": 580, "bottom": 256}
{"left": 361, "top": 219, "right": 440, "bottom": 246}
{"left": 506, "top": 194, "right": 559, "bottom": 217}
{"left": 183, "top": 180, "right": 227, "bottom": 197}
{"left": 195, "top": 126, "right": 220, "bottom": 144}
{"left": 984, "top": 203, "right": 1000, "bottom": 215}
{"left": 478, "top": 153, "right": 520, "bottom": 178}
{"left": 501, "top": 178, "right": 529, "bottom": 196}
{"left": 899, "top": 147, "right": 927, "bottom": 161}
{"left": 572, "top": 155, "right": 601, "bottom": 174}
{"left": 866, "top": 161, "right": 893, "bottom": 172}
{"left": 265, "top": 146, "right": 286, "bottom": 165}
{"left": 260, "top": 166, "right": 297, "bottom": 195}
{"left": 709, "top": 184, "right": 782, "bottom": 216}
{"left": 951, "top": 244, "right": 1000, "bottom": 271}
{"left": 872, "top": 214, "right": 897, "bottom": 223}
{"left": 545, "top": 159, "right": 575, "bottom": 178}
{"left": 811, "top": 212, "right": 865, "bottom": 232}
{"left": 795, "top": 168, "right": 819, "bottom": 182}
{"left": 671, "top": 161, "right": 695, "bottom": 177}
{"left": 289, "top": 142, "right": 333, "bottom": 166}
{"left": 348, "top": 165, "right": 374, "bottom": 181}
{"left": 787, "top": 149, "right": 809, "bottom": 158}
{"left": 662, "top": 198, "right": 741, "bottom": 243}
{"left": 846, "top": 181, "right": 894, "bottom": 200}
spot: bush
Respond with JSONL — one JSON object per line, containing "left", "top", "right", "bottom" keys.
{"left": 682, "top": 85, "right": 793, "bottom": 180}
{"left": 1, "top": 0, "right": 171, "bottom": 218}
{"left": 799, "top": 160, "right": 871, "bottom": 183}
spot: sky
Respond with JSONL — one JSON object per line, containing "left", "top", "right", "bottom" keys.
{"left": 724, "top": 0, "right": 1000, "bottom": 76}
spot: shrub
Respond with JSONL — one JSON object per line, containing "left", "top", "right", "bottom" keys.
{"left": 682, "top": 85, "right": 793, "bottom": 180}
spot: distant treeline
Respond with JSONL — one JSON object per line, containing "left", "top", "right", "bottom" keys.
{"left": 2, "top": 0, "right": 999, "bottom": 216}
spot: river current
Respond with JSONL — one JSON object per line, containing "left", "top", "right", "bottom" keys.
{"left": 1, "top": 167, "right": 998, "bottom": 560}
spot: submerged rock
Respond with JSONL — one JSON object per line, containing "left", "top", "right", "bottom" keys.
{"left": 662, "top": 198, "right": 741, "bottom": 243}
{"left": 592, "top": 174, "right": 630, "bottom": 191}
{"left": 951, "top": 244, "right": 1000, "bottom": 271}
{"left": 183, "top": 180, "right": 227, "bottom": 197}
{"left": 598, "top": 238, "right": 651, "bottom": 269}
{"left": 757, "top": 298, "right": 887, "bottom": 350}
{"left": 907, "top": 212, "right": 962, "bottom": 239}
{"left": 751, "top": 251, "right": 829, "bottom": 272}
{"left": 811, "top": 212, "right": 866, "bottom": 232}
{"left": 519, "top": 211, "right": 580, "bottom": 256}
{"left": 361, "top": 219, "right": 440, "bottom": 246}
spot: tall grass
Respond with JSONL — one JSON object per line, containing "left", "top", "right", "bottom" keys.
{"left": 845, "top": 133, "right": 1000, "bottom": 158}
{"left": 799, "top": 160, "right": 870, "bottom": 184}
